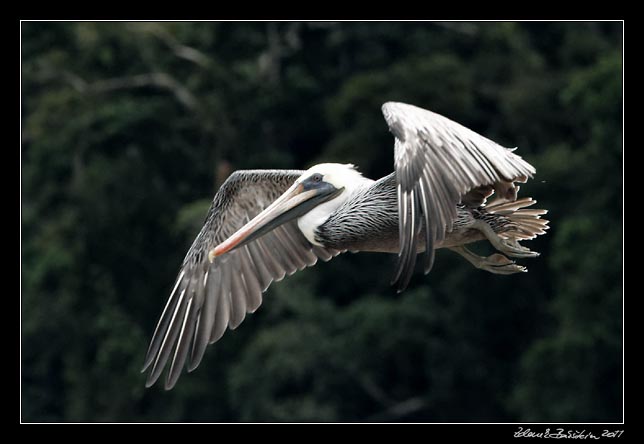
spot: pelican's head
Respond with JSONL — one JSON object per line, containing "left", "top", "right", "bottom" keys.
{"left": 210, "top": 163, "right": 368, "bottom": 259}
{"left": 297, "top": 163, "right": 368, "bottom": 195}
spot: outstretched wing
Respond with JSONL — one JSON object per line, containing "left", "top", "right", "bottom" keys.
{"left": 142, "top": 169, "right": 342, "bottom": 389}
{"left": 381, "top": 102, "right": 536, "bottom": 291}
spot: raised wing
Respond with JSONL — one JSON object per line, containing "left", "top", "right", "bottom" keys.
{"left": 381, "top": 102, "right": 536, "bottom": 291}
{"left": 142, "top": 170, "right": 341, "bottom": 389}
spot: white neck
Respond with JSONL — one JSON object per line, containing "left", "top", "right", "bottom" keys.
{"left": 297, "top": 176, "right": 373, "bottom": 246}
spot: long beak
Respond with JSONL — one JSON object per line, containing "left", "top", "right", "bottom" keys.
{"left": 208, "top": 181, "right": 341, "bottom": 261}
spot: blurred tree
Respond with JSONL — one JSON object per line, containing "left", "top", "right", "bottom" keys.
{"left": 21, "top": 21, "right": 622, "bottom": 422}
{"left": 510, "top": 49, "right": 622, "bottom": 422}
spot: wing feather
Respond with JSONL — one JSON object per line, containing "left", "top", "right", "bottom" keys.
{"left": 382, "top": 102, "right": 536, "bottom": 290}
{"left": 210, "top": 263, "right": 231, "bottom": 344}
{"left": 228, "top": 255, "right": 247, "bottom": 330}
{"left": 239, "top": 248, "right": 263, "bottom": 313}
{"left": 142, "top": 169, "right": 340, "bottom": 389}
{"left": 187, "top": 267, "right": 220, "bottom": 372}
{"left": 245, "top": 242, "right": 274, "bottom": 291}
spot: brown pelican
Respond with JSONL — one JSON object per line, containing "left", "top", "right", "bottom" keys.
{"left": 142, "top": 102, "right": 549, "bottom": 389}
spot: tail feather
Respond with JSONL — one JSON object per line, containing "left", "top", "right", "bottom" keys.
{"left": 510, "top": 209, "right": 548, "bottom": 218}
{"left": 486, "top": 197, "right": 550, "bottom": 241}
{"left": 486, "top": 197, "right": 537, "bottom": 213}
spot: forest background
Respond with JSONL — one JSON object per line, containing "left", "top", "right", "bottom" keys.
{"left": 21, "top": 21, "right": 623, "bottom": 422}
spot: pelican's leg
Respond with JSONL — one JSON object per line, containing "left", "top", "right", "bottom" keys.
{"left": 449, "top": 246, "right": 527, "bottom": 275}
{"left": 472, "top": 220, "right": 540, "bottom": 259}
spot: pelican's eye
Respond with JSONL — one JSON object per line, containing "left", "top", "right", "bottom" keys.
{"left": 310, "top": 173, "right": 323, "bottom": 183}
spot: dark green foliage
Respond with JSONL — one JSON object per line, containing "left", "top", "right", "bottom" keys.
{"left": 21, "top": 21, "right": 622, "bottom": 422}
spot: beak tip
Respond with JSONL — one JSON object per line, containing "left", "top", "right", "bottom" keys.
{"left": 208, "top": 249, "right": 218, "bottom": 263}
